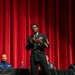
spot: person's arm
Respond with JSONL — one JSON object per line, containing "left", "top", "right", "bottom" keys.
{"left": 26, "top": 37, "right": 34, "bottom": 50}
{"left": 37, "top": 35, "right": 50, "bottom": 48}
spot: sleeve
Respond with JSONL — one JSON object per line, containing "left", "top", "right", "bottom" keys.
{"left": 40, "top": 35, "right": 50, "bottom": 48}
{"left": 26, "top": 37, "right": 33, "bottom": 50}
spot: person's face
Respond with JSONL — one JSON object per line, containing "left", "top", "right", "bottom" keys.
{"left": 2, "top": 54, "right": 7, "bottom": 62}
{"left": 32, "top": 25, "right": 39, "bottom": 33}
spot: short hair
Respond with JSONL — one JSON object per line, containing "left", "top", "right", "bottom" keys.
{"left": 31, "top": 24, "right": 38, "bottom": 28}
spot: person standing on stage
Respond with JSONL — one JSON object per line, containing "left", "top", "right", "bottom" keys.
{"left": 26, "top": 24, "right": 50, "bottom": 75}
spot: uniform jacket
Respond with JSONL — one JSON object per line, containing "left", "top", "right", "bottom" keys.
{"left": 26, "top": 33, "right": 49, "bottom": 61}
{"left": 0, "top": 61, "right": 12, "bottom": 68}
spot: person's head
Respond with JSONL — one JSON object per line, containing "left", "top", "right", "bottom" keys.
{"left": 2, "top": 54, "right": 7, "bottom": 62}
{"left": 31, "top": 24, "right": 39, "bottom": 34}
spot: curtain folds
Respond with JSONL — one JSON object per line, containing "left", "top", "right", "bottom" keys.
{"left": 0, "top": 0, "right": 75, "bottom": 69}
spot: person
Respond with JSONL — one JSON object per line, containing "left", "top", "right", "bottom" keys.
{"left": 0, "top": 54, "right": 12, "bottom": 68}
{"left": 38, "top": 55, "right": 56, "bottom": 70}
{"left": 46, "top": 55, "right": 56, "bottom": 70}
{"left": 38, "top": 55, "right": 56, "bottom": 75}
{"left": 26, "top": 24, "right": 50, "bottom": 75}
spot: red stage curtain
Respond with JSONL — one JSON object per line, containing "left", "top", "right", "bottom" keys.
{"left": 0, "top": 0, "right": 75, "bottom": 69}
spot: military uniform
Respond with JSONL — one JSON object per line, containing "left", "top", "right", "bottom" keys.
{"left": 26, "top": 33, "right": 49, "bottom": 75}
{"left": 0, "top": 61, "right": 12, "bottom": 68}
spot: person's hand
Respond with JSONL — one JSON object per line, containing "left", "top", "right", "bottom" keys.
{"left": 37, "top": 38, "right": 42, "bottom": 44}
{"left": 32, "top": 35, "right": 36, "bottom": 42}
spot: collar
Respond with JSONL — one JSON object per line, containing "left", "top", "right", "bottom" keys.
{"left": 1, "top": 61, "right": 7, "bottom": 64}
{"left": 35, "top": 32, "right": 39, "bottom": 38}
{"left": 35, "top": 32, "right": 39, "bottom": 36}
{"left": 34, "top": 32, "right": 39, "bottom": 37}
